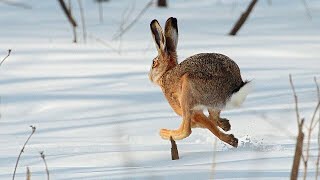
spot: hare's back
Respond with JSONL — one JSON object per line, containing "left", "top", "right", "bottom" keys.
{"left": 180, "top": 53, "right": 241, "bottom": 79}
{"left": 179, "top": 53, "right": 244, "bottom": 108}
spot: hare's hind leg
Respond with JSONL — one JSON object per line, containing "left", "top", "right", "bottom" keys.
{"left": 193, "top": 111, "right": 238, "bottom": 147}
{"left": 208, "top": 110, "right": 231, "bottom": 132}
{"left": 159, "top": 75, "right": 192, "bottom": 140}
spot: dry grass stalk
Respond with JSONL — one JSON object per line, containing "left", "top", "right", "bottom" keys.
{"left": 314, "top": 77, "right": 320, "bottom": 180}
{"left": 40, "top": 151, "right": 50, "bottom": 180}
{"left": 210, "top": 137, "right": 218, "bottom": 180}
{"left": 77, "top": 0, "right": 87, "bottom": 43}
{"left": 12, "top": 126, "right": 36, "bottom": 180}
{"left": 26, "top": 167, "right": 31, "bottom": 180}
{"left": 302, "top": 101, "right": 320, "bottom": 180}
{"left": 289, "top": 75, "right": 320, "bottom": 180}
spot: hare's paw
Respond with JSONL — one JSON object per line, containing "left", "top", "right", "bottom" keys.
{"left": 218, "top": 118, "right": 231, "bottom": 132}
{"left": 160, "top": 128, "right": 191, "bottom": 140}
{"left": 160, "top": 128, "right": 172, "bottom": 139}
{"left": 227, "top": 134, "right": 238, "bottom": 148}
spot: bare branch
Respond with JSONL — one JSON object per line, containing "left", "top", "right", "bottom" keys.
{"left": 289, "top": 74, "right": 301, "bottom": 125}
{"left": 58, "top": 0, "right": 78, "bottom": 43}
{"left": 229, "top": 0, "right": 258, "bottom": 36}
{"left": 112, "top": 0, "right": 153, "bottom": 40}
{"left": 12, "top": 126, "right": 36, "bottom": 180}
{"left": 57, "top": 0, "right": 77, "bottom": 27}
{"left": 0, "top": 49, "right": 11, "bottom": 67}
{"left": 311, "top": 102, "right": 320, "bottom": 130}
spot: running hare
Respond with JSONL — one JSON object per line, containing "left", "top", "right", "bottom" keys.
{"left": 149, "top": 17, "right": 251, "bottom": 147}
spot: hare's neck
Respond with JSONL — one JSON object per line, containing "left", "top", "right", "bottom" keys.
{"left": 167, "top": 52, "right": 178, "bottom": 69}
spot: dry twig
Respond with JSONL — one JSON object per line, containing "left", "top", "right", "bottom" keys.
{"left": 57, "top": 0, "right": 78, "bottom": 43}
{"left": 302, "top": 98, "right": 320, "bottom": 180}
{"left": 0, "top": 49, "right": 11, "bottom": 67}
{"left": 289, "top": 74, "right": 301, "bottom": 125}
{"left": 12, "top": 126, "right": 36, "bottom": 180}
{"left": 170, "top": 136, "right": 179, "bottom": 160}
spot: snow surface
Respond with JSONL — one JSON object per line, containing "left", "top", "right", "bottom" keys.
{"left": 0, "top": 0, "right": 320, "bottom": 179}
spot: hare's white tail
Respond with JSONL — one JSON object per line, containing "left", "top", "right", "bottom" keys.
{"left": 225, "top": 81, "right": 252, "bottom": 109}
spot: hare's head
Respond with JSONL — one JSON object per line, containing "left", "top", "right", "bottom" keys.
{"left": 149, "top": 17, "right": 178, "bottom": 84}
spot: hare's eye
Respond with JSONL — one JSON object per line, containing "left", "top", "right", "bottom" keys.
{"left": 152, "top": 60, "right": 158, "bottom": 68}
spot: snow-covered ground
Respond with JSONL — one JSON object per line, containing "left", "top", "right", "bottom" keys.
{"left": 0, "top": 0, "right": 320, "bottom": 179}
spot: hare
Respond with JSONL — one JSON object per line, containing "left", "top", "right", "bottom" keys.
{"left": 149, "top": 17, "right": 251, "bottom": 147}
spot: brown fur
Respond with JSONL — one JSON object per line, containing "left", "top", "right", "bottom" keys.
{"left": 149, "top": 17, "right": 244, "bottom": 147}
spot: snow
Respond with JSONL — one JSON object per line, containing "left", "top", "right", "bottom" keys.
{"left": 0, "top": 0, "right": 320, "bottom": 179}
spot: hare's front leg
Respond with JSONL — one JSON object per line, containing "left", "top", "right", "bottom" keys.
{"left": 159, "top": 112, "right": 192, "bottom": 140}
{"left": 160, "top": 75, "right": 192, "bottom": 140}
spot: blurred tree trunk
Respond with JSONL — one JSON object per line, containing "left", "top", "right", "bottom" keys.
{"left": 229, "top": 0, "right": 258, "bottom": 36}
{"left": 157, "top": 0, "right": 167, "bottom": 7}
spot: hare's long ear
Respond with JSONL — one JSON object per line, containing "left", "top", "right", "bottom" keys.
{"left": 164, "top": 17, "right": 178, "bottom": 53}
{"left": 150, "top": 19, "right": 166, "bottom": 54}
